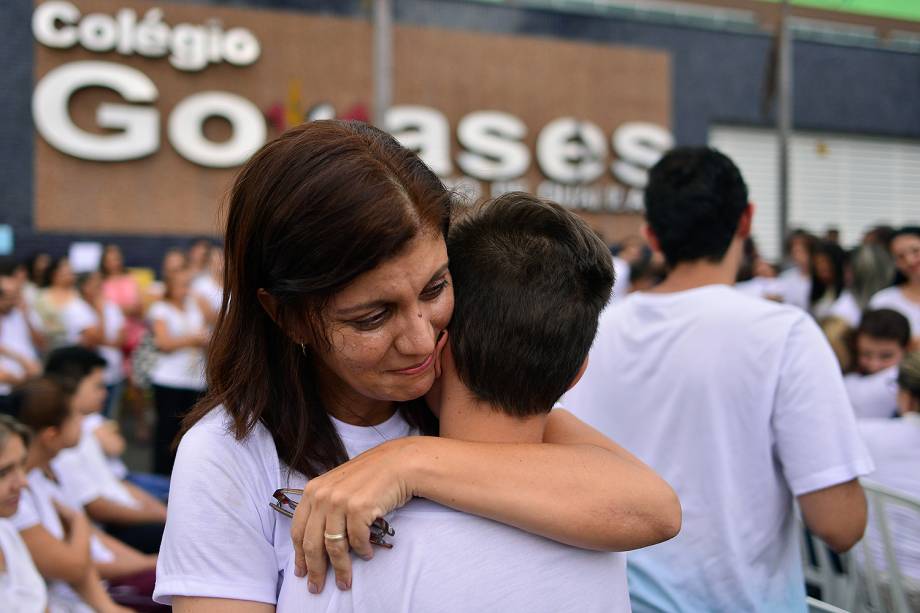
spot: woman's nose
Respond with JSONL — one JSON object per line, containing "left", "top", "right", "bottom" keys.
{"left": 394, "top": 307, "right": 436, "bottom": 357}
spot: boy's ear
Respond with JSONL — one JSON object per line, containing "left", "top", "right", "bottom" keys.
{"left": 642, "top": 224, "right": 662, "bottom": 255}
{"left": 737, "top": 203, "right": 755, "bottom": 239}
{"left": 566, "top": 357, "right": 590, "bottom": 391}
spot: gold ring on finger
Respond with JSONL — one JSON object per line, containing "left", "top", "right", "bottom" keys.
{"left": 324, "top": 532, "right": 347, "bottom": 541}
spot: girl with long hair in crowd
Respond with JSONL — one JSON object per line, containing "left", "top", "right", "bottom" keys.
{"left": 154, "top": 121, "right": 679, "bottom": 610}
{"left": 870, "top": 227, "right": 920, "bottom": 348}
{"left": 810, "top": 241, "right": 860, "bottom": 326}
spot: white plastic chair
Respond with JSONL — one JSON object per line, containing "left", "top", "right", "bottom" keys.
{"left": 857, "top": 480, "right": 920, "bottom": 613}
{"left": 799, "top": 516, "right": 858, "bottom": 610}
{"left": 807, "top": 596, "right": 850, "bottom": 613}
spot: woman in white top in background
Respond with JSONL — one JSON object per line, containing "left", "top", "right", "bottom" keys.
{"left": 34, "top": 258, "right": 102, "bottom": 352}
{"left": 0, "top": 414, "right": 47, "bottom": 612}
{"left": 810, "top": 241, "right": 860, "bottom": 326}
{"left": 147, "top": 268, "right": 208, "bottom": 476}
{"left": 870, "top": 227, "right": 920, "bottom": 349}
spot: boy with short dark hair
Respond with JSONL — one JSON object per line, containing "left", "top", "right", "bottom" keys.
{"left": 845, "top": 308, "right": 912, "bottom": 419}
{"left": 277, "top": 192, "right": 680, "bottom": 612}
{"left": 563, "top": 147, "right": 873, "bottom": 612}
{"left": 45, "top": 346, "right": 167, "bottom": 553}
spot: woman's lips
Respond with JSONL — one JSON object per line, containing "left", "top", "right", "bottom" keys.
{"left": 392, "top": 352, "right": 434, "bottom": 376}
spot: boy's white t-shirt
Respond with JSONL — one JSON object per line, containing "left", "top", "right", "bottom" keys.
{"left": 147, "top": 300, "right": 207, "bottom": 391}
{"left": 844, "top": 367, "right": 899, "bottom": 420}
{"left": 0, "top": 517, "right": 48, "bottom": 613}
{"left": 0, "top": 309, "right": 40, "bottom": 396}
{"left": 869, "top": 287, "right": 920, "bottom": 337}
{"left": 53, "top": 414, "right": 140, "bottom": 509}
{"left": 11, "top": 468, "right": 114, "bottom": 609}
{"left": 561, "top": 285, "right": 874, "bottom": 613}
{"left": 154, "top": 407, "right": 413, "bottom": 605}
{"left": 276, "top": 498, "right": 630, "bottom": 613}
{"left": 857, "top": 414, "right": 920, "bottom": 580}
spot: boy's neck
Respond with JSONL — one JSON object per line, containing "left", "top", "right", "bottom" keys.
{"left": 437, "top": 377, "right": 546, "bottom": 444}
{"left": 650, "top": 238, "right": 742, "bottom": 294}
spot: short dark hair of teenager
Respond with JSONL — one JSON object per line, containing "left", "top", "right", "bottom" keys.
{"left": 857, "top": 309, "right": 912, "bottom": 348}
{"left": 45, "top": 346, "right": 107, "bottom": 382}
{"left": 447, "top": 192, "right": 614, "bottom": 417}
{"left": 644, "top": 147, "right": 749, "bottom": 267}
{"left": 0, "top": 257, "right": 19, "bottom": 278}
{"left": 12, "top": 377, "right": 74, "bottom": 432}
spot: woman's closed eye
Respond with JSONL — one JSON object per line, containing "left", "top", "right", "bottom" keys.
{"left": 420, "top": 278, "right": 450, "bottom": 301}
{"left": 348, "top": 279, "right": 449, "bottom": 331}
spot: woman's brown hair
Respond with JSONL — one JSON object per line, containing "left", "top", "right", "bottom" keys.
{"left": 182, "top": 120, "right": 451, "bottom": 478}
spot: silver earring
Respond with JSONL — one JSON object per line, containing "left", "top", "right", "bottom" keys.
{"left": 300, "top": 343, "right": 307, "bottom": 356}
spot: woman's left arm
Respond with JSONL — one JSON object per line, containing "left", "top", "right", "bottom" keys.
{"left": 292, "top": 411, "right": 680, "bottom": 593}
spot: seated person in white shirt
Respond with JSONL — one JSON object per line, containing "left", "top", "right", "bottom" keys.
{"left": 11, "top": 377, "right": 133, "bottom": 613}
{"left": 0, "top": 414, "right": 48, "bottom": 612}
{"left": 845, "top": 309, "right": 911, "bottom": 419}
{"left": 857, "top": 351, "right": 920, "bottom": 606}
{"left": 277, "top": 193, "right": 680, "bottom": 612}
{"left": 45, "top": 346, "right": 167, "bottom": 555}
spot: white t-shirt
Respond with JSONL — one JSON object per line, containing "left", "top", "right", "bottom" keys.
{"left": 11, "top": 468, "right": 114, "bottom": 609}
{"left": 778, "top": 267, "right": 811, "bottom": 310}
{"left": 734, "top": 276, "right": 784, "bottom": 301}
{"left": 191, "top": 275, "right": 223, "bottom": 315}
{"left": 844, "top": 367, "right": 899, "bottom": 420}
{"left": 97, "top": 301, "right": 125, "bottom": 385}
{"left": 869, "top": 286, "right": 920, "bottom": 338}
{"left": 0, "top": 517, "right": 47, "bottom": 613}
{"left": 147, "top": 300, "right": 207, "bottom": 391}
{"left": 611, "top": 256, "right": 631, "bottom": 302}
{"left": 825, "top": 290, "right": 861, "bottom": 327}
{"left": 857, "top": 414, "right": 920, "bottom": 580}
{"left": 0, "top": 309, "right": 40, "bottom": 396}
{"left": 276, "top": 497, "right": 630, "bottom": 613}
{"left": 561, "top": 284, "right": 874, "bottom": 613}
{"left": 61, "top": 298, "right": 97, "bottom": 345}
{"left": 53, "top": 414, "right": 140, "bottom": 510}
{"left": 154, "top": 407, "right": 413, "bottom": 605}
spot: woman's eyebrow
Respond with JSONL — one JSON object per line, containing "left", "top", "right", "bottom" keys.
{"left": 335, "top": 262, "right": 450, "bottom": 316}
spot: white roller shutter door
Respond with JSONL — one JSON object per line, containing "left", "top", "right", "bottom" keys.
{"left": 709, "top": 125, "right": 920, "bottom": 261}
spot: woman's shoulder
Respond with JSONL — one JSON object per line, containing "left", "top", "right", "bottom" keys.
{"left": 181, "top": 406, "right": 276, "bottom": 460}
{"left": 869, "top": 286, "right": 903, "bottom": 306}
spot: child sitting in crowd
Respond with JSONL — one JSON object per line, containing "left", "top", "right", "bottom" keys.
{"left": 845, "top": 309, "right": 912, "bottom": 419}
{"left": 11, "top": 376, "right": 136, "bottom": 612}
{"left": 45, "top": 346, "right": 167, "bottom": 555}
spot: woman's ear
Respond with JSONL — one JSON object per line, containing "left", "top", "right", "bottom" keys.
{"left": 257, "top": 288, "right": 280, "bottom": 325}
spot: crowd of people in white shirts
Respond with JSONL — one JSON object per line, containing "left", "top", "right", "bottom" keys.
{"left": 0, "top": 142, "right": 919, "bottom": 612}
{"left": 0, "top": 239, "right": 224, "bottom": 610}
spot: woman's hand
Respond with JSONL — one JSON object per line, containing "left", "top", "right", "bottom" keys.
{"left": 290, "top": 438, "right": 422, "bottom": 594}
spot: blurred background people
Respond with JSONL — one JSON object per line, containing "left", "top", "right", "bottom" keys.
{"left": 845, "top": 309, "right": 911, "bottom": 419}
{"left": 870, "top": 227, "right": 920, "bottom": 349}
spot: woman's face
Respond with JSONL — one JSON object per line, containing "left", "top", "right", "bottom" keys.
{"left": 891, "top": 234, "right": 920, "bottom": 282}
{"left": 80, "top": 272, "right": 103, "bottom": 300}
{"left": 0, "top": 435, "right": 29, "bottom": 518}
{"left": 813, "top": 253, "right": 835, "bottom": 285}
{"left": 52, "top": 260, "right": 74, "bottom": 288}
{"left": 167, "top": 269, "right": 192, "bottom": 304}
{"left": 790, "top": 238, "right": 811, "bottom": 271}
{"left": 103, "top": 246, "right": 124, "bottom": 274}
{"left": 314, "top": 232, "right": 453, "bottom": 407}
